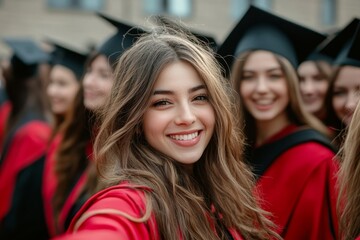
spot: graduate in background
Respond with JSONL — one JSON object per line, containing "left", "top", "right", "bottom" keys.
{"left": 218, "top": 5, "right": 339, "bottom": 239}
{"left": 0, "top": 38, "right": 51, "bottom": 239}
{"left": 42, "top": 41, "right": 87, "bottom": 237}
{"left": 322, "top": 18, "right": 360, "bottom": 148}
{"left": 297, "top": 42, "right": 334, "bottom": 122}
{"left": 42, "top": 13, "right": 146, "bottom": 236}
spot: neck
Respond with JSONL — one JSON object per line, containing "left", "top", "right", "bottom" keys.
{"left": 255, "top": 115, "right": 291, "bottom": 146}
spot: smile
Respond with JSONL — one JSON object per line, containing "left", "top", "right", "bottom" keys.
{"left": 169, "top": 131, "right": 199, "bottom": 141}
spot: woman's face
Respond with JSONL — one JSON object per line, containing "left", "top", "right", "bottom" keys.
{"left": 47, "top": 65, "right": 80, "bottom": 115}
{"left": 240, "top": 51, "right": 289, "bottom": 125}
{"left": 298, "top": 61, "right": 329, "bottom": 115}
{"left": 332, "top": 65, "right": 360, "bottom": 126}
{"left": 143, "top": 61, "right": 215, "bottom": 170}
{"left": 83, "top": 55, "right": 113, "bottom": 111}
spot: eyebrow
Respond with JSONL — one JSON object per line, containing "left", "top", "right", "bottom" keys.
{"left": 243, "top": 67, "right": 282, "bottom": 73}
{"left": 153, "top": 84, "right": 206, "bottom": 95}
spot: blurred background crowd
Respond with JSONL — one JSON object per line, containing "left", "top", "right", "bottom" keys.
{"left": 1, "top": 1, "right": 360, "bottom": 240}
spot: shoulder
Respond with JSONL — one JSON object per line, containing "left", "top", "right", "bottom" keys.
{"left": 84, "top": 184, "right": 150, "bottom": 211}
{"left": 18, "top": 120, "right": 51, "bottom": 138}
{"left": 67, "top": 183, "right": 153, "bottom": 230}
{"left": 62, "top": 183, "right": 158, "bottom": 240}
{"left": 285, "top": 141, "right": 335, "bottom": 161}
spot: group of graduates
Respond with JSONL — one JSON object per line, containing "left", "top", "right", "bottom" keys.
{"left": 0, "top": 5, "right": 360, "bottom": 240}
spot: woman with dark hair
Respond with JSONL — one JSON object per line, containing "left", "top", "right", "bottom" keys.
{"left": 0, "top": 38, "right": 51, "bottom": 239}
{"left": 322, "top": 18, "right": 360, "bottom": 148}
{"left": 297, "top": 58, "right": 333, "bottom": 121}
{"left": 42, "top": 13, "right": 145, "bottom": 237}
{"left": 42, "top": 41, "right": 87, "bottom": 236}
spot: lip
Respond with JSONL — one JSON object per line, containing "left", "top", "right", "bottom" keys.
{"left": 84, "top": 91, "right": 97, "bottom": 98}
{"left": 167, "top": 130, "right": 202, "bottom": 147}
{"left": 50, "top": 98, "right": 63, "bottom": 104}
{"left": 253, "top": 100, "right": 274, "bottom": 111}
{"left": 302, "top": 96, "right": 319, "bottom": 104}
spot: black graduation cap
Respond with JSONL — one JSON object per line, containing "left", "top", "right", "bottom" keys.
{"left": 217, "top": 5, "right": 327, "bottom": 78}
{"left": 151, "top": 15, "right": 218, "bottom": 51}
{"left": 318, "top": 18, "right": 360, "bottom": 67}
{"left": 4, "top": 38, "right": 49, "bottom": 79}
{"left": 304, "top": 50, "right": 334, "bottom": 64}
{"left": 190, "top": 31, "right": 218, "bottom": 51}
{"left": 96, "top": 12, "right": 146, "bottom": 65}
{"left": 48, "top": 40, "right": 87, "bottom": 79}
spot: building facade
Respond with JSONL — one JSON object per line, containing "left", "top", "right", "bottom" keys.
{"left": 0, "top": 0, "right": 359, "bottom": 57}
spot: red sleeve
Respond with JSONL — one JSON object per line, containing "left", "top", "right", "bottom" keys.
{"left": 0, "top": 121, "right": 51, "bottom": 220}
{"left": 52, "top": 184, "right": 159, "bottom": 240}
{"left": 42, "top": 134, "right": 63, "bottom": 236}
{"left": 0, "top": 101, "right": 11, "bottom": 148}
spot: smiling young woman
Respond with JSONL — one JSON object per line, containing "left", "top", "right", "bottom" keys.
{"left": 52, "top": 19, "right": 280, "bottom": 240}
{"left": 218, "top": 5, "right": 339, "bottom": 240}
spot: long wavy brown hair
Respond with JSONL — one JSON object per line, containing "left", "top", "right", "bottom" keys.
{"left": 337, "top": 101, "right": 360, "bottom": 240}
{"left": 93, "top": 27, "right": 280, "bottom": 239}
{"left": 231, "top": 50, "right": 331, "bottom": 146}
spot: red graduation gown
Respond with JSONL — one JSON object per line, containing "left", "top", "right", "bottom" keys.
{"left": 42, "top": 138, "right": 93, "bottom": 236}
{"left": 254, "top": 125, "right": 339, "bottom": 239}
{"left": 0, "top": 101, "right": 11, "bottom": 148}
{"left": 52, "top": 183, "right": 244, "bottom": 240}
{"left": 42, "top": 133, "right": 63, "bottom": 236}
{"left": 0, "top": 120, "right": 51, "bottom": 239}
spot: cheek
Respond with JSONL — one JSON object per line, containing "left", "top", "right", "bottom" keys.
{"left": 143, "top": 111, "right": 167, "bottom": 140}
{"left": 316, "top": 82, "right": 329, "bottom": 94}
{"left": 332, "top": 97, "right": 344, "bottom": 113}
{"left": 239, "top": 83, "right": 253, "bottom": 105}
{"left": 203, "top": 107, "right": 215, "bottom": 130}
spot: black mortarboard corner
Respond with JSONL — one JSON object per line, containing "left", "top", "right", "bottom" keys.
{"left": 4, "top": 38, "right": 49, "bottom": 79}
{"left": 97, "top": 12, "right": 146, "bottom": 65}
{"left": 48, "top": 40, "right": 87, "bottom": 79}
{"left": 151, "top": 15, "right": 218, "bottom": 52}
{"left": 217, "top": 5, "right": 327, "bottom": 78}
{"left": 191, "top": 31, "right": 218, "bottom": 52}
{"left": 318, "top": 18, "right": 360, "bottom": 67}
{"left": 303, "top": 33, "right": 334, "bottom": 64}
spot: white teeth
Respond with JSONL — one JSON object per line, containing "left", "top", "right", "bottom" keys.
{"left": 170, "top": 132, "right": 198, "bottom": 140}
{"left": 255, "top": 99, "right": 273, "bottom": 105}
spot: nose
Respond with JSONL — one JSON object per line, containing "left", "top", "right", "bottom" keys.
{"left": 254, "top": 76, "right": 269, "bottom": 93}
{"left": 46, "top": 83, "right": 56, "bottom": 97}
{"left": 82, "top": 73, "right": 95, "bottom": 88}
{"left": 174, "top": 102, "right": 196, "bottom": 126}
{"left": 300, "top": 79, "right": 314, "bottom": 95}
{"left": 345, "top": 90, "right": 360, "bottom": 111}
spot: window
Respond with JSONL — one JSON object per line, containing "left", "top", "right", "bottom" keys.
{"left": 321, "top": 0, "right": 336, "bottom": 25}
{"left": 143, "top": 0, "right": 192, "bottom": 17}
{"left": 144, "top": 0, "right": 164, "bottom": 14}
{"left": 47, "top": 0, "right": 104, "bottom": 11}
{"left": 252, "top": 0, "right": 272, "bottom": 11}
{"left": 231, "top": 0, "right": 272, "bottom": 20}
